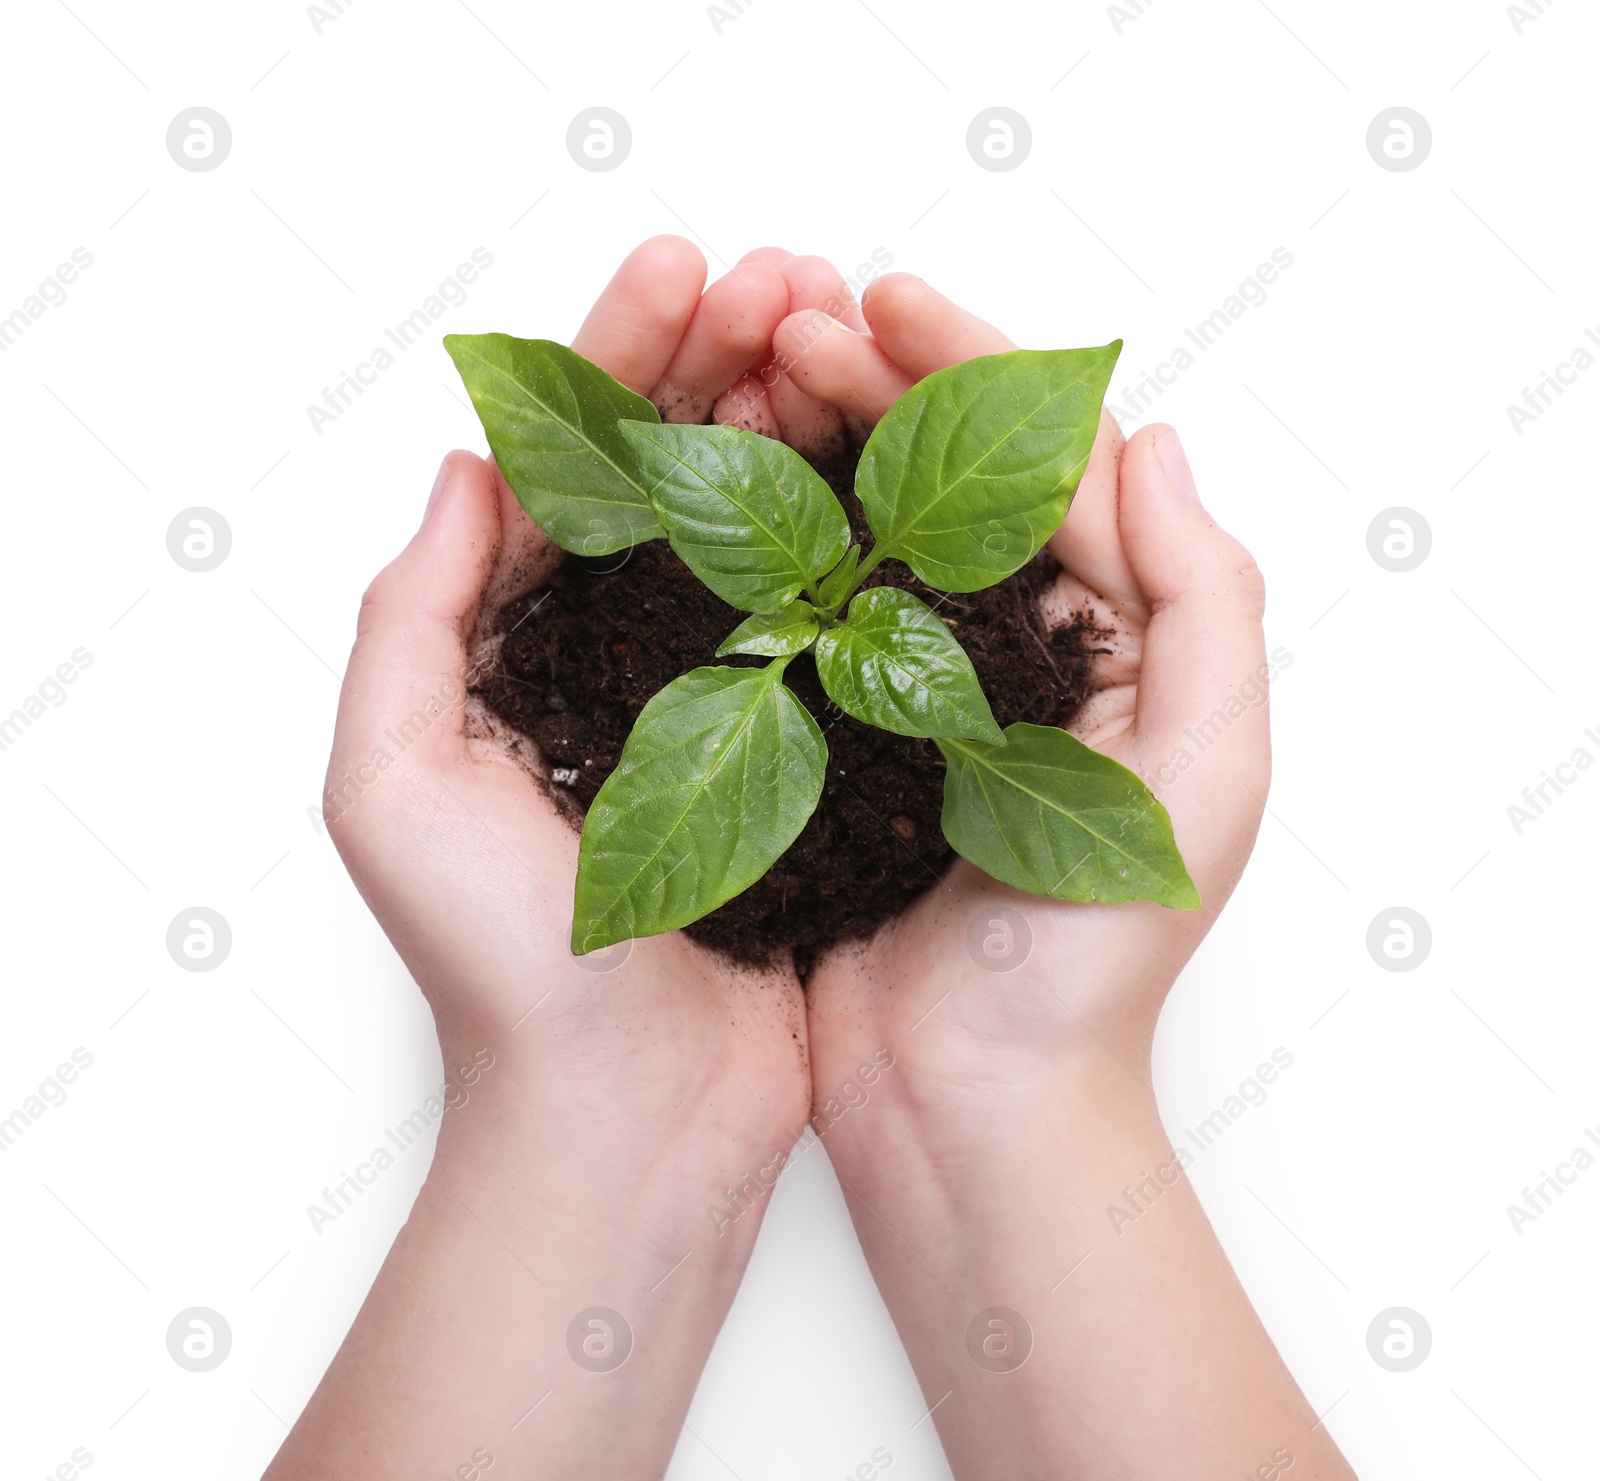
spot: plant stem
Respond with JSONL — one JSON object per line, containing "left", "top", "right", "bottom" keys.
{"left": 843, "top": 544, "right": 887, "bottom": 600}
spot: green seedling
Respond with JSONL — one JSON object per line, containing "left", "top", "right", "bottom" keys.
{"left": 446, "top": 331, "right": 1198, "bottom": 953}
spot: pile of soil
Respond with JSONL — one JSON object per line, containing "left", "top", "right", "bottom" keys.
{"left": 475, "top": 446, "right": 1110, "bottom": 975}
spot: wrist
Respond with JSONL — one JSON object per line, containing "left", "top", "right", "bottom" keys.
{"left": 268, "top": 1053, "right": 797, "bottom": 1479}
{"left": 808, "top": 1031, "right": 1344, "bottom": 1481}
{"left": 420, "top": 1115, "right": 769, "bottom": 1334}
{"left": 822, "top": 1047, "right": 1159, "bottom": 1232}
{"left": 435, "top": 1058, "right": 804, "bottom": 1252}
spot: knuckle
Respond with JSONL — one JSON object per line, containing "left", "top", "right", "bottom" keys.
{"left": 1195, "top": 526, "right": 1267, "bottom": 622}
{"left": 1233, "top": 553, "right": 1267, "bottom": 618}
{"left": 355, "top": 561, "right": 402, "bottom": 637}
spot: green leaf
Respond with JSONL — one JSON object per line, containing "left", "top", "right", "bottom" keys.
{"left": 572, "top": 663, "right": 826, "bottom": 951}
{"left": 816, "top": 546, "right": 860, "bottom": 610}
{"left": 444, "top": 334, "right": 665, "bottom": 556}
{"left": 716, "top": 600, "right": 820, "bottom": 658}
{"left": 619, "top": 421, "right": 850, "bottom": 613}
{"left": 814, "top": 587, "right": 1004, "bottom": 743}
{"left": 856, "top": 345, "right": 1121, "bottom": 592}
{"left": 937, "top": 722, "right": 1198, "bottom": 907}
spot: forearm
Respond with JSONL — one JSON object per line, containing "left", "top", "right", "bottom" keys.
{"left": 265, "top": 1074, "right": 774, "bottom": 1480}
{"left": 824, "top": 1053, "right": 1354, "bottom": 1481}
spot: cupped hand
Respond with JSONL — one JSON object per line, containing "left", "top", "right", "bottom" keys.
{"left": 323, "top": 236, "right": 856, "bottom": 1170}
{"left": 298, "top": 242, "right": 1296, "bottom": 1481}
{"left": 773, "top": 272, "right": 1354, "bottom": 1481}
{"left": 277, "top": 240, "right": 882, "bottom": 1480}
{"left": 774, "top": 274, "right": 1273, "bottom": 1112}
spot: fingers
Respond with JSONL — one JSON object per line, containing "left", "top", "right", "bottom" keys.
{"left": 711, "top": 372, "right": 782, "bottom": 437}
{"left": 712, "top": 256, "right": 868, "bottom": 451}
{"left": 851, "top": 275, "right": 1132, "bottom": 602}
{"left": 327, "top": 453, "right": 501, "bottom": 800}
{"left": 478, "top": 461, "right": 562, "bottom": 631}
{"left": 771, "top": 311, "right": 911, "bottom": 424}
{"left": 711, "top": 252, "right": 816, "bottom": 438}
{"left": 652, "top": 262, "right": 790, "bottom": 422}
{"left": 764, "top": 367, "right": 849, "bottom": 456}
{"left": 571, "top": 236, "right": 707, "bottom": 395}
{"left": 841, "top": 273, "right": 1140, "bottom": 615}
{"left": 1047, "top": 408, "right": 1142, "bottom": 613}
{"left": 841, "top": 271, "right": 1143, "bottom": 659}
{"left": 769, "top": 271, "right": 1018, "bottom": 426}
{"left": 860, "top": 273, "right": 1014, "bottom": 377}
{"left": 781, "top": 254, "right": 868, "bottom": 332}
{"left": 1115, "top": 426, "right": 1271, "bottom": 877}
{"left": 737, "top": 245, "right": 795, "bottom": 268}
{"left": 764, "top": 256, "right": 861, "bottom": 455}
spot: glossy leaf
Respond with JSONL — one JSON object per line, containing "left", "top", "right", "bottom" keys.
{"left": 716, "top": 601, "right": 820, "bottom": 658}
{"left": 814, "top": 587, "right": 1003, "bottom": 743}
{"left": 857, "top": 345, "right": 1121, "bottom": 591}
{"left": 444, "top": 334, "right": 665, "bottom": 556}
{"left": 937, "top": 722, "right": 1199, "bottom": 907}
{"left": 572, "top": 664, "right": 826, "bottom": 951}
{"left": 619, "top": 421, "right": 850, "bottom": 613}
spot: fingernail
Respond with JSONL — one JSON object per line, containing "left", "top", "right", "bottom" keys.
{"left": 423, "top": 454, "right": 451, "bottom": 527}
{"left": 1156, "top": 429, "right": 1200, "bottom": 502}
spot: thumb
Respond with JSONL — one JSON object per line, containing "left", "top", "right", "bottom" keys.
{"left": 324, "top": 451, "right": 500, "bottom": 817}
{"left": 1116, "top": 426, "right": 1272, "bottom": 887}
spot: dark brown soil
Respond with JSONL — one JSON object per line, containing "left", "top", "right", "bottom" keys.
{"left": 475, "top": 446, "right": 1110, "bottom": 976}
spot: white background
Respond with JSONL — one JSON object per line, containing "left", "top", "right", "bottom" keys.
{"left": 2, "top": 0, "right": 1597, "bottom": 1476}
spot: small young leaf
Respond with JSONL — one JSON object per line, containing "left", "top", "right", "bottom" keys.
{"left": 816, "top": 546, "right": 860, "bottom": 610}
{"left": 619, "top": 421, "right": 850, "bottom": 613}
{"left": 572, "top": 663, "right": 826, "bottom": 951}
{"left": 716, "top": 601, "right": 820, "bottom": 658}
{"left": 444, "top": 334, "right": 665, "bottom": 556}
{"left": 814, "top": 587, "right": 1004, "bottom": 743}
{"left": 857, "top": 345, "right": 1121, "bottom": 592}
{"left": 937, "top": 722, "right": 1199, "bottom": 907}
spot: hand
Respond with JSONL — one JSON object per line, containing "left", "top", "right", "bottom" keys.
{"left": 771, "top": 272, "right": 1351, "bottom": 1479}
{"left": 323, "top": 235, "right": 822, "bottom": 1142}
{"left": 269, "top": 237, "right": 848, "bottom": 1478}
{"left": 778, "top": 274, "right": 1270, "bottom": 1088}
